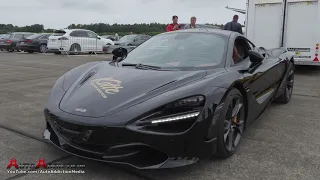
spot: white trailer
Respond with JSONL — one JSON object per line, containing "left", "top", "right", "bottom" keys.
{"left": 245, "top": 0, "right": 320, "bottom": 66}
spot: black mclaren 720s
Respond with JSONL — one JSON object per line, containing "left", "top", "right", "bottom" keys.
{"left": 43, "top": 28, "right": 295, "bottom": 169}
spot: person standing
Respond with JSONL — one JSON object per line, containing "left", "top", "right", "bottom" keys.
{"left": 224, "top": 15, "right": 243, "bottom": 34}
{"left": 184, "top": 16, "right": 199, "bottom": 29}
{"left": 166, "top": 15, "right": 180, "bottom": 32}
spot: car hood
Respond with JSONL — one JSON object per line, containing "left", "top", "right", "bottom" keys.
{"left": 59, "top": 63, "right": 207, "bottom": 117}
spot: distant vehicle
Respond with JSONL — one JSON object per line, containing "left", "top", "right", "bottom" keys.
{"left": 0, "top": 32, "right": 34, "bottom": 52}
{"left": 47, "top": 29, "right": 115, "bottom": 55}
{"left": 18, "top": 33, "right": 51, "bottom": 53}
{"left": 101, "top": 35, "right": 122, "bottom": 41}
{"left": 246, "top": 0, "right": 320, "bottom": 66}
{"left": 114, "top": 34, "right": 151, "bottom": 46}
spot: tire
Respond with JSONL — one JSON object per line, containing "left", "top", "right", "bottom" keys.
{"left": 69, "top": 44, "right": 81, "bottom": 55}
{"left": 275, "top": 62, "right": 294, "bottom": 104}
{"left": 215, "top": 88, "right": 246, "bottom": 158}
{"left": 38, "top": 44, "right": 47, "bottom": 53}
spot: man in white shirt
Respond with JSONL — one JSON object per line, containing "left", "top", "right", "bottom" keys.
{"left": 184, "top": 16, "right": 199, "bottom": 29}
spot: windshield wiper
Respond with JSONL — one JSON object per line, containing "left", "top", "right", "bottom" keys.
{"left": 121, "top": 63, "right": 162, "bottom": 70}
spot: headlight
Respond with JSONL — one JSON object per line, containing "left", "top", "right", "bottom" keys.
{"left": 127, "top": 95, "right": 205, "bottom": 134}
{"left": 151, "top": 112, "right": 200, "bottom": 124}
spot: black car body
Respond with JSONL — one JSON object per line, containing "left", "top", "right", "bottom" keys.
{"left": 18, "top": 33, "right": 51, "bottom": 53}
{"left": 0, "top": 32, "right": 34, "bottom": 52}
{"left": 43, "top": 29, "right": 295, "bottom": 169}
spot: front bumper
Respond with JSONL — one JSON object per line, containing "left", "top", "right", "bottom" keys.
{"left": 43, "top": 108, "right": 218, "bottom": 169}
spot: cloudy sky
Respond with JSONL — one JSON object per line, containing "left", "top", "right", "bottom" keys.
{"left": 0, "top": 0, "right": 246, "bottom": 29}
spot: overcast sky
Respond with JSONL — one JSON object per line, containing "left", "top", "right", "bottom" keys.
{"left": 0, "top": 0, "right": 246, "bottom": 29}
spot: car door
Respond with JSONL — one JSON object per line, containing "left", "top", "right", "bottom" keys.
{"left": 78, "top": 30, "right": 90, "bottom": 52}
{"left": 87, "top": 30, "right": 101, "bottom": 52}
{"left": 230, "top": 36, "right": 274, "bottom": 122}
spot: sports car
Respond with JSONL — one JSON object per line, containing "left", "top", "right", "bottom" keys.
{"left": 43, "top": 28, "right": 295, "bottom": 169}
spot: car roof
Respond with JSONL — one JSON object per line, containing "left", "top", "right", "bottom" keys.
{"left": 163, "top": 28, "right": 235, "bottom": 37}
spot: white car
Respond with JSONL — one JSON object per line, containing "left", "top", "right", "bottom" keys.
{"left": 47, "top": 29, "right": 114, "bottom": 54}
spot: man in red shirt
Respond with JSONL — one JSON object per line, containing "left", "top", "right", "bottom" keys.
{"left": 166, "top": 15, "right": 180, "bottom": 32}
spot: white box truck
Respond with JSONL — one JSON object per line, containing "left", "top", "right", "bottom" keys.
{"left": 245, "top": 0, "right": 320, "bottom": 66}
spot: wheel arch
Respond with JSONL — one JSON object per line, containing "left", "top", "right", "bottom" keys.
{"left": 70, "top": 43, "right": 81, "bottom": 51}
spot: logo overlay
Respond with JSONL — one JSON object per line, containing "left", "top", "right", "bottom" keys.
{"left": 91, "top": 77, "right": 123, "bottom": 98}
{"left": 7, "top": 158, "right": 85, "bottom": 174}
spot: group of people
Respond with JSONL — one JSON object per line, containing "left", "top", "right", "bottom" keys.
{"left": 166, "top": 15, "right": 243, "bottom": 34}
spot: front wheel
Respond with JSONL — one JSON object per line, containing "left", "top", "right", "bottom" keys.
{"left": 215, "top": 88, "right": 245, "bottom": 158}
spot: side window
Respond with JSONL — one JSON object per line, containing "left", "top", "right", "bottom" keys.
{"left": 134, "top": 36, "right": 141, "bottom": 41}
{"left": 245, "top": 39, "right": 254, "bottom": 50}
{"left": 79, "top": 31, "right": 89, "bottom": 38}
{"left": 70, "top": 31, "right": 80, "bottom": 37}
{"left": 87, "top": 31, "right": 97, "bottom": 38}
{"left": 13, "top": 34, "right": 23, "bottom": 40}
{"left": 233, "top": 38, "right": 250, "bottom": 64}
{"left": 40, "top": 35, "right": 49, "bottom": 39}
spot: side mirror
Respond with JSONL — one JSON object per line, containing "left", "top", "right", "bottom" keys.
{"left": 112, "top": 47, "right": 128, "bottom": 61}
{"left": 248, "top": 50, "right": 264, "bottom": 63}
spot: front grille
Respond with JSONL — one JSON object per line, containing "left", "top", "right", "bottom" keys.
{"left": 46, "top": 111, "right": 108, "bottom": 153}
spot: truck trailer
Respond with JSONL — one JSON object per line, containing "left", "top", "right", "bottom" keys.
{"left": 245, "top": 0, "right": 320, "bottom": 66}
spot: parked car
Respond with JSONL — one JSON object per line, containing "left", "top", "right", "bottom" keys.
{"left": 0, "top": 34, "right": 6, "bottom": 51}
{"left": 18, "top": 33, "right": 51, "bottom": 53}
{"left": 114, "top": 34, "right": 151, "bottom": 46}
{"left": 101, "top": 35, "right": 122, "bottom": 41}
{"left": 0, "top": 32, "right": 34, "bottom": 52}
{"left": 47, "top": 29, "right": 115, "bottom": 54}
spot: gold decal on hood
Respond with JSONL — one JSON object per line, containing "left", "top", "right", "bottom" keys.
{"left": 91, "top": 77, "right": 123, "bottom": 98}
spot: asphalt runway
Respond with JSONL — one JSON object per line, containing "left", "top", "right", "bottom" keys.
{"left": 1, "top": 51, "right": 320, "bottom": 180}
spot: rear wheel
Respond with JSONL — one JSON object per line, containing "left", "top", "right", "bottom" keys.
{"left": 275, "top": 62, "right": 294, "bottom": 103}
{"left": 69, "top": 44, "right": 81, "bottom": 55}
{"left": 215, "top": 88, "right": 245, "bottom": 158}
{"left": 38, "top": 44, "right": 47, "bottom": 53}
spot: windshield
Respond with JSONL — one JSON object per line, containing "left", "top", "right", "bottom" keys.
{"left": 119, "top": 35, "right": 136, "bottom": 42}
{"left": 121, "top": 32, "right": 227, "bottom": 69}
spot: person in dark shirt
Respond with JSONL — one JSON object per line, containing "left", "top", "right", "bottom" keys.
{"left": 224, "top": 15, "right": 243, "bottom": 34}
{"left": 166, "top": 15, "right": 180, "bottom": 32}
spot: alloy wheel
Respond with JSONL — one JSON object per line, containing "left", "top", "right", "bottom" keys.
{"left": 223, "top": 95, "right": 245, "bottom": 152}
{"left": 286, "top": 69, "right": 294, "bottom": 99}
{"left": 39, "top": 44, "right": 47, "bottom": 53}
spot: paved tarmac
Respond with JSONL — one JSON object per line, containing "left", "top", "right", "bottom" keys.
{"left": 0, "top": 51, "right": 320, "bottom": 180}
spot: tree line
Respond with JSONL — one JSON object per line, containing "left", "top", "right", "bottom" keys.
{"left": 0, "top": 23, "right": 225, "bottom": 36}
